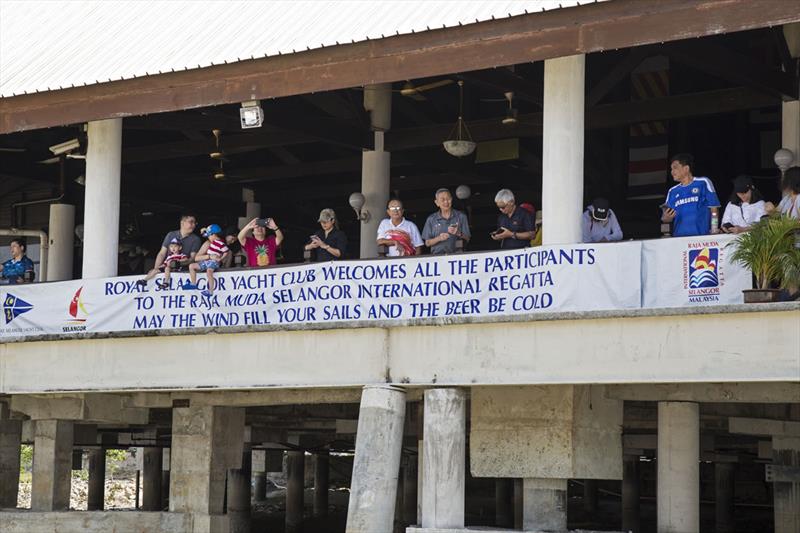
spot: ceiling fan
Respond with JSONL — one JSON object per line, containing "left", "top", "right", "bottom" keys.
{"left": 210, "top": 129, "right": 228, "bottom": 180}
{"left": 398, "top": 79, "right": 454, "bottom": 100}
{"left": 481, "top": 91, "right": 518, "bottom": 125}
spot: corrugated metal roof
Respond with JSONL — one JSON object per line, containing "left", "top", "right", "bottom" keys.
{"left": 0, "top": 0, "right": 602, "bottom": 99}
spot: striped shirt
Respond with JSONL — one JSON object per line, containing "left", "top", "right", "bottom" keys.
{"left": 207, "top": 239, "right": 229, "bottom": 259}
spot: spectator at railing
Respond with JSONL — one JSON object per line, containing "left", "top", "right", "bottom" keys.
{"left": 223, "top": 225, "right": 245, "bottom": 268}
{"left": 582, "top": 197, "right": 623, "bottom": 243}
{"left": 661, "top": 153, "right": 721, "bottom": 236}
{"left": 422, "top": 188, "right": 471, "bottom": 254}
{"left": 185, "top": 224, "right": 229, "bottom": 297}
{"left": 377, "top": 199, "right": 423, "bottom": 256}
{"left": 154, "top": 213, "right": 202, "bottom": 270}
{"left": 238, "top": 217, "right": 283, "bottom": 267}
{"left": 776, "top": 167, "right": 800, "bottom": 220}
{"left": 491, "top": 189, "right": 534, "bottom": 249}
{"left": 138, "top": 237, "right": 186, "bottom": 289}
{"left": 531, "top": 210, "right": 543, "bottom": 246}
{"left": 720, "top": 176, "right": 767, "bottom": 234}
{"left": 305, "top": 208, "right": 347, "bottom": 261}
{"left": 0, "top": 238, "right": 35, "bottom": 284}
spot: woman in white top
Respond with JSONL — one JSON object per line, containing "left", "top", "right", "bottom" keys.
{"left": 721, "top": 175, "right": 767, "bottom": 234}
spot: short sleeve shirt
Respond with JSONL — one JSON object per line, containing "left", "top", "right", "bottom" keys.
{"left": 1, "top": 256, "right": 34, "bottom": 283}
{"left": 311, "top": 229, "right": 347, "bottom": 262}
{"left": 421, "top": 209, "right": 471, "bottom": 254}
{"left": 721, "top": 200, "right": 766, "bottom": 228}
{"left": 665, "top": 177, "right": 721, "bottom": 237}
{"left": 161, "top": 230, "right": 202, "bottom": 258}
{"left": 377, "top": 218, "right": 424, "bottom": 257}
{"left": 243, "top": 235, "right": 277, "bottom": 267}
{"left": 497, "top": 207, "right": 535, "bottom": 249}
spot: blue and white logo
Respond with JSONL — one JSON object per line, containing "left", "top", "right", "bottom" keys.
{"left": 3, "top": 293, "right": 33, "bottom": 324}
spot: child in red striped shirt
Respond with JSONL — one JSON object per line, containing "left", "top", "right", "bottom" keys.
{"left": 183, "top": 224, "right": 229, "bottom": 297}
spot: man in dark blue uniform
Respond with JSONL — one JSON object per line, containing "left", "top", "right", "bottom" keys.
{"left": 492, "top": 189, "right": 535, "bottom": 249}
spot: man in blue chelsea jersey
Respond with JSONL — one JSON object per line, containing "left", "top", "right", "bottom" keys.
{"left": 661, "top": 153, "right": 721, "bottom": 237}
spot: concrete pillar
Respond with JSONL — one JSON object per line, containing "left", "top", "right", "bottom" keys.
{"left": 169, "top": 405, "right": 245, "bottom": 530}
{"left": 286, "top": 450, "right": 305, "bottom": 533}
{"left": 422, "top": 388, "right": 466, "bottom": 528}
{"left": 82, "top": 118, "right": 122, "bottom": 279}
{"left": 714, "top": 462, "right": 735, "bottom": 533}
{"left": 31, "top": 419, "right": 74, "bottom": 511}
{"left": 227, "top": 447, "right": 252, "bottom": 533}
{"left": 46, "top": 203, "right": 75, "bottom": 281}
{"left": 657, "top": 402, "right": 699, "bottom": 533}
{"left": 783, "top": 23, "right": 800, "bottom": 163}
{"left": 403, "top": 455, "right": 418, "bottom": 525}
{"left": 495, "top": 478, "right": 514, "bottom": 528}
{"left": 346, "top": 385, "right": 406, "bottom": 533}
{"left": 314, "top": 449, "right": 329, "bottom": 517}
{"left": 0, "top": 419, "right": 22, "bottom": 508}
{"left": 583, "top": 479, "right": 598, "bottom": 514}
{"left": 522, "top": 478, "right": 567, "bottom": 532}
{"left": 86, "top": 448, "right": 105, "bottom": 511}
{"left": 360, "top": 83, "right": 392, "bottom": 259}
{"left": 622, "top": 454, "right": 641, "bottom": 533}
{"left": 542, "top": 54, "right": 585, "bottom": 245}
{"left": 161, "top": 447, "right": 170, "bottom": 510}
{"left": 141, "top": 447, "right": 162, "bottom": 511}
{"left": 772, "top": 436, "right": 800, "bottom": 533}
{"left": 253, "top": 471, "right": 266, "bottom": 502}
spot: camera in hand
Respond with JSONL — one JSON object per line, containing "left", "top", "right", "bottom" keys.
{"left": 22, "top": 270, "right": 35, "bottom": 282}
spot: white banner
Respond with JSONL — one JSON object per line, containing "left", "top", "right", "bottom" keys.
{"left": 641, "top": 234, "right": 751, "bottom": 308}
{"left": 1, "top": 243, "right": 642, "bottom": 340}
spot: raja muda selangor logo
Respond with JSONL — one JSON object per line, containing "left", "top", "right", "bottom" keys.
{"left": 63, "top": 286, "right": 89, "bottom": 332}
{"left": 683, "top": 244, "right": 723, "bottom": 303}
{"left": 3, "top": 293, "right": 33, "bottom": 324}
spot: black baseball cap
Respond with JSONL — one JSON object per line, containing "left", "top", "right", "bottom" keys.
{"left": 591, "top": 197, "right": 610, "bottom": 221}
{"left": 733, "top": 175, "right": 753, "bottom": 193}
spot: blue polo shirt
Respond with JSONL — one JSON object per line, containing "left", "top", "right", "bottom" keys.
{"left": 665, "top": 177, "right": 720, "bottom": 237}
{"left": 1, "top": 256, "right": 34, "bottom": 283}
{"left": 497, "top": 207, "right": 535, "bottom": 249}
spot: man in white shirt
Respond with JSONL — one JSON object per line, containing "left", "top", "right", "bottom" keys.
{"left": 376, "top": 199, "right": 424, "bottom": 256}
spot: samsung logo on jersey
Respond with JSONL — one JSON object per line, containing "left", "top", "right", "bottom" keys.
{"left": 674, "top": 197, "right": 699, "bottom": 207}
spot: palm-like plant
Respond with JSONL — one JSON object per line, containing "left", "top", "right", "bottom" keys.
{"left": 728, "top": 215, "right": 800, "bottom": 290}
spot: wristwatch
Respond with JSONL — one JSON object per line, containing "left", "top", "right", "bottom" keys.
{"left": 512, "top": 232, "right": 517, "bottom": 239}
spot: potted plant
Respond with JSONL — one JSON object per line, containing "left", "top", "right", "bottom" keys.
{"left": 728, "top": 214, "right": 800, "bottom": 303}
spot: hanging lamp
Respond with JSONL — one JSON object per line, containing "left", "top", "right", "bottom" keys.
{"left": 443, "top": 81, "right": 476, "bottom": 157}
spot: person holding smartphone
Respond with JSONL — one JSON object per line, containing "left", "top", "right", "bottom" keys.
{"left": 237, "top": 217, "right": 283, "bottom": 267}
{"left": 720, "top": 176, "right": 767, "bottom": 234}
{"left": 422, "top": 188, "right": 471, "bottom": 254}
{"left": 492, "top": 189, "right": 534, "bottom": 249}
{"left": 305, "top": 208, "right": 347, "bottom": 262}
{"left": 661, "top": 153, "right": 720, "bottom": 236}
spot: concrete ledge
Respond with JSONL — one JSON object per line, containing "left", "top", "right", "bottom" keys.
{"left": 406, "top": 528, "right": 623, "bottom": 533}
{"left": 2, "top": 301, "right": 797, "bottom": 344}
{"left": 0, "top": 510, "right": 195, "bottom": 533}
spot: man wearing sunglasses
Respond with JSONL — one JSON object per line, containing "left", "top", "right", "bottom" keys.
{"left": 376, "top": 199, "right": 424, "bottom": 256}
{"left": 492, "top": 189, "right": 534, "bottom": 249}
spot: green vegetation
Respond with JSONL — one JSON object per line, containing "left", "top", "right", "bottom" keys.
{"left": 729, "top": 215, "right": 800, "bottom": 290}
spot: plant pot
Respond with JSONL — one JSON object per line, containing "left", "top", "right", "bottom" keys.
{"left": 742, "top": 289, "right": 783, "bottom": 303}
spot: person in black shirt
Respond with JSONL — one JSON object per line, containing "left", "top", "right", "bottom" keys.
{"left": 491, "top": 189, "right": 534, "bottom": 249}
{"left": 305, "top": 208, "right": 347, "bottom": 261}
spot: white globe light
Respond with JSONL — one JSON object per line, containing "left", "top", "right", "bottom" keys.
{"left": 774, "top": 148, "right": 795, "bottom": 171}
{"left": 348, "top": 192, "right": 365, "bottom": 210}
{"left": 443, "top": 140, "right": 476, "bottom": 157}
{"left": 455, "top": 184, "right": 471, "bottom": 200}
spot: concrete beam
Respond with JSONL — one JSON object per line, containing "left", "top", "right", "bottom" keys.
{"left": 0, "top": 511, "right": 192, "bottom": 533}
{"left": 607, "top": 382, "right": 800, "bottom": 403}
{"left": 10, "top": 395, "right": 147, "bottom": 424}
{"left": 729, "top": 418, "right": 800, "bottom": 437}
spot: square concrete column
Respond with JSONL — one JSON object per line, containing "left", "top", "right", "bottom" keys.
{"left": 346, "top": 385, "right": 406, "bottom": 533}
{"left": 714, "top": 462, "right": 735, "bottom": 533}
{"left": 286, "top": 450, "right": 305, "bottom": 533}
{"left": 31, "top": 419, "right": 74, "bottom": 511}
{"left": 657, "top": 402, "right": 699, "bottom": 533}
{"left": 495, "top": 478, "right": 514, "bottom": 528}
{"left": 522, "top": 478, "right": 568, "bottom": 532}
{"left": 314, "top": 449, "right": 330, "bottom": 517}
{"left": 169, "top": 405, "right": 245, "bottom": 526}
{"left": 141, "top": 447, "right": 163, "bottom": 511}
{"left": 0, "top": 419, "right": 22, "bottom": 508}
{"left": 622, "top": 454, "right": 641, "bottom": 533}
{"left": 402, "top": 454, "right": 418, "bottom": 525}
{"left": 772, "top": 436, "right": 800, "bottom": 533}
{"left": 422, "top": 388, "right": 466, "bottom": 528}
{"left": 227, "top": 446, "right": 252, "bottom": 533}
{"left": 86, "top": 448, "right": 106, "bottom": 510}
{"left": 252, "top": 449, "right": 267, "bottom": 502}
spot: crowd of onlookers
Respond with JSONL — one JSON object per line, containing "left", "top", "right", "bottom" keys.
{"left": 2, "top": 153, "right": 799, "bottom": 290}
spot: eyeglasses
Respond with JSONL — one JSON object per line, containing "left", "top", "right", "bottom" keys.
{"left": 496, "top": 203, "right": 511, "bottom": 210}
{"left": 388, "top": 206, "right": 403, "bottom": 212}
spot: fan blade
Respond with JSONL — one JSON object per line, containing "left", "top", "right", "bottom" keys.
{"left": 0, "top": 147, "right": 25, "bottom": 152}
{"left": 413, "top": 79, "right": 454, "bottom": 93}
{"left": 400, "top": 79, "right": 453, "bottom": 98}
{"left": 37, "top": 156, "right": 60, "bottom": 164}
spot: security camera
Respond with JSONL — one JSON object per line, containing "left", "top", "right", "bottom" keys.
{"left": 49, "top": 138, "right": 80, "bottom": 155}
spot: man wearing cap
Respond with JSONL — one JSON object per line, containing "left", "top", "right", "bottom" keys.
{"left": 153, "top": 213, "right": 202, "bottom": 271}
{"left": 422, "top": 188, "right": 471, "bottom": 254}
{"left": 305, "top": 208, "right": 347, "bottom": 261}
{"left": 581, "top": 197, "right": 623, "bottom": 243}
{"left": 238, "top": 217, "right": 283, "bottom": 267}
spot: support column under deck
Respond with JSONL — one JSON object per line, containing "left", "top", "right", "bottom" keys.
{"left": 314, "top": 449, "right": 329, "bottom": 517}
{"left": 0, "top": 419, "right": 22, "bottom": 508}
{"left": 715, "top": 462, "right": 735, "bottom": 533}
{"left": 346, "top": 385, "right": 406, "bottom": 533}
{"left": 657, "top": 402, "right": 699, "bottom": 533}
{"left": 86, "top": 448, "right": 105, "bottom": 511}
{"left": 31, "top": 420, "right": 73, "bottom": 511}
{"left": 141, "top": 447, "right": 162, "bottom": 511}
{"left": 286, "top": 450, "right": 305, "bottom": 533}
{"left": 227, "top": 447, "right": 252, "bottom": 533}
{"left": 622, "top": 454, "right": 641, "bottom": 533}
{"left": 522, "top": 478, "right": 568, "bottom": 532}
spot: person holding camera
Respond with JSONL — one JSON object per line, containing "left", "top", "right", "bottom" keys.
{"left": 0, "top": 238, "right": 35, "bottom": 284}
{"left": 305, "top": 208, "right": 347, "bottom": 262}
{"left": 238, "top": 217, "right": 283, "bottom": 267}
{"left": 492, "top": 189, "right": 534, "bottom": 249}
